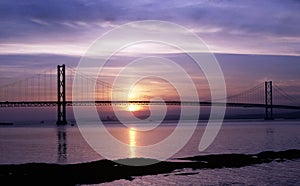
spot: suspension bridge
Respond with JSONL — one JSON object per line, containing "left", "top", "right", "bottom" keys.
{"left": 0, "top": 64, "right": 300, "bottom": 125}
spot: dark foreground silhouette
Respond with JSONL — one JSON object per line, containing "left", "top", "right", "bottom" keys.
{"left": 0, "top": 149, "right": 299, "bottom": 186}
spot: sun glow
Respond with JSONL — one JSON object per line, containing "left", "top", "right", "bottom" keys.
{"left": 127, "top": 104, "right": 140, "bottom": 112}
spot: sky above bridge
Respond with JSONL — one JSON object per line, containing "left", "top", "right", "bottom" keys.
{"left": 0, "top": 0, "right": 300, "bottom": 56}
{"left": 0, "top": 0, "right": 300, "bottom": 122}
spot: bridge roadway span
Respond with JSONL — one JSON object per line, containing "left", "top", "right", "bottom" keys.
{"left": 1, "top": 101, "right": 300, "bottom": 110}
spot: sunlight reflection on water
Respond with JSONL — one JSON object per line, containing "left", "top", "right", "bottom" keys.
{"left": 129, "top": 127, "right": 136, "bottom": 158}
{"left": 0, "top": 121, "right": 300, "bottom": 164}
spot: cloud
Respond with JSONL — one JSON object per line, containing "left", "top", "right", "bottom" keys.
{"left": 0, "top": 0, "right": 123, "bottom": 22}
{"left": 0, "top": 0, "right": 299, "bottom": 55}
{"left": 0, "top": 0, "right": 128, "bottom": 43}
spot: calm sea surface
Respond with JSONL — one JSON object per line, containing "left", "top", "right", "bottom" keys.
{"left": 1, "top": 120, "right": 300, "bottom": 185}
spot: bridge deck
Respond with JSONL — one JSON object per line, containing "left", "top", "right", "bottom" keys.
{"left": 0, "top": 101, "right": 300, "bottom": 110}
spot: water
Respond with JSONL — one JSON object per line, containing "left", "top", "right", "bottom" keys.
{"left": 1, "top": 120, "right": 300, "bottom": 185}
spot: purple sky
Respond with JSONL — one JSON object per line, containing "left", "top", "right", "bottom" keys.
{"left": 0, "top": 0, "right": 300, "bottom": 55}
{"left": 0, "top": 0, "right": 300, "bottom": 122}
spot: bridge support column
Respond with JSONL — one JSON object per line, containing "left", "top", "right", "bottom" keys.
{"left": 57, "top": 64, "right": 67, "bottom": 125}
{"left": 265, "top": 81, "right": 274, "bottom": 120}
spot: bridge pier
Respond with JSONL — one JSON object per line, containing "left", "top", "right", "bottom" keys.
{"left": 57, "top": 64, "right": 67, "bottom": 125}
{"left": 265, "top": 81, "right": 274, "bottom": 120}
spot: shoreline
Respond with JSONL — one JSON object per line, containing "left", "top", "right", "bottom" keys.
{"left": 0, "top": 149, "right": 299, "bottom": 185}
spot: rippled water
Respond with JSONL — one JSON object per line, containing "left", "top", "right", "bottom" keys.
{"left": 0, "top": 120, "right": 300, "bottom": 185}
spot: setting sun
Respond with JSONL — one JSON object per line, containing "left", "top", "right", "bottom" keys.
{"left": 128, "top": 104, "right": 140, "bottom": 112}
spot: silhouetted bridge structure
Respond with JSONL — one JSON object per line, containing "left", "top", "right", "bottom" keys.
{"left": 1, "top": 64, "right": 300, "bottom": 124}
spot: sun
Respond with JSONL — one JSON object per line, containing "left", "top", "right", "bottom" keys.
{"left": 128, "top": 104, "right": 140, "bottom": 112}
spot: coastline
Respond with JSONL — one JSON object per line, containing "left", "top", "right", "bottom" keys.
{"left": 0, "top": 149, "right": 299, "bottom": 186}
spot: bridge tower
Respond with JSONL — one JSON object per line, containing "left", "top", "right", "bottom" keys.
{"left": 265, "top": 81, "right": 273, "bottom": 120}
{"left": 57, "top": 64, "right": 67, "bottom": 125}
